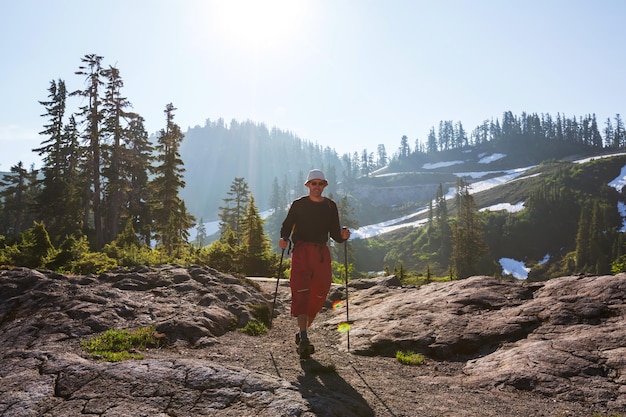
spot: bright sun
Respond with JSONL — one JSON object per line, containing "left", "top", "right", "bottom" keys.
{"left": 209, "top": 0, "right": 306, "bottom": 52}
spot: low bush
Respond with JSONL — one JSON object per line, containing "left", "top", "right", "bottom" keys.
{"left": 238, "top": 319, "right": 268, "bottom": 336}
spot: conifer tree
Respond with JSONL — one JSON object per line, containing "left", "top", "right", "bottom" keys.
{"left": 71, "top": 53, "right": 106, "bottom": 249}
{"left": 590, "top": 114, "right": 603, "bottom": 148}
{"left": 194, "top": 218, "right": 207, "bottom": 248}
{"left": 101, "top": 65, "right": 134, "bottom": 243}
{"left": 218, "top": 177, "right": 250, "bottom": 244}
{"left": 399, "top": 135, "right": 410, "bottom": 158}
{"left": 0, "top": 162, "right": 38, "bottom": 239}
{"left": 614, "top": 114, "right": 625, "bottom": 148}
{"left": 125, "top": 115, "right": 154, "bottom": 245}
{"left": 376, "top": 144, "right": 388, "bottom": 167}
{"left": 35, "top": 80, "right": 66, "bottom": 173}
{"left": 451, "top": 188, "right": 487, "bottom": 279}
{"left": 34, "top": 81, "right": 83, "bottom": 244}
{"left": 241, "top": 196, "right": 272, "bottom": 276}
{"left": 150, "top": 103, "right": 195, "bottom": 255}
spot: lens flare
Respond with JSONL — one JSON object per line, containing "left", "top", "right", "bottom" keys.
{"left": 332, "top": 300, "right": 345, "bottom": 311}
{"left": 337, "top": 322, "right": 351, "bottom": 333}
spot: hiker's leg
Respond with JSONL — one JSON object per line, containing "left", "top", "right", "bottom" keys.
{"left": 289, "top": 244, "right": 312, "bottom": 318}
{"left": 297, "top": 313, "right": 309, "bottom": 331}
{"left": 307, "top": 245, "right": 333, "bottom": 324}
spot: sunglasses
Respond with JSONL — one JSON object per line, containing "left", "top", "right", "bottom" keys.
{"left": 309, "top": 181, "right": 326, "bottom": 186}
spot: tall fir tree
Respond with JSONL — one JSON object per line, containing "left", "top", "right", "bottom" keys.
{"left": 195, "top": 217, "right": 207, "bottom": 248}
{"left": 101, "top": 65, "right": 134, "bottom": 243}
{"left": 125, "top": 115, "right": 154, "bottom": 245}
{"left": 71, "top": 53, "right": 106, "bottom": 249}
{"left": 150, "top": 103, "right": 195, "bottom": 255}
{"left": 451, "top": 188, "right": 487, "bottom": 279}
{"left": 0, "top": 162, "right": 38, "bottom": 240}
{"left": 34, "top": 81, "right": 84, "bottom": 244}
{"left": 218, "top": 177, "right": 250, "bottom": 244}
{"left": 241, "top": 195, "right": 272, "bottom": 276}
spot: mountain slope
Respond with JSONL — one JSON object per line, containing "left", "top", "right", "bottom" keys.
{"left": 353, "top": 149, "right": 626, "bottom": 279}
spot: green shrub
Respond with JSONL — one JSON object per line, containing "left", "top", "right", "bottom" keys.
{"left": 395, "top": 350, "right": 426, "bottom": 366}
{"left": 237, "top": 319, "right": 268, "bottom": 336}
{"left": 69, "top": 251, "right": 118, "bottom": 274}
{"left": 13, "top": 222, "right": 56, "bottom": 268}
{"left": 47, "top": 234, "right": 89, "bottom": 271}
{"left": 81, "top": 326, "right": 164, "bottom": 362}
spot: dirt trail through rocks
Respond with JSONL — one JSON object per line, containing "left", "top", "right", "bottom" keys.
{"left": 156, "top": 279, "right": 598, "bottom": 417}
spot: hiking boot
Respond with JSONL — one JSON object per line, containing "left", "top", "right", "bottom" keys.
{"left": 297, "top": 338, "right": 315, "bottom": 359}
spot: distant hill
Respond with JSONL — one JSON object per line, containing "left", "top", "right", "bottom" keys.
{"left": 179, "top": 118, "right": 346, "bottom": 221}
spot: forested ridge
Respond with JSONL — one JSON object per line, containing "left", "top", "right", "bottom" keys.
{"left": 1, "top": 53, "right": 626, "bottom": 282}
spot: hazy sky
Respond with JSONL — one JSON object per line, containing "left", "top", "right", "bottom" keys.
{"left": 1, "top": 0, "right": 625, "bottom": 170}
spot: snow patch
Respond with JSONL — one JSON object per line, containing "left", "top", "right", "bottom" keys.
{"left": 574, "top": 152, "right": 626, "bottom": 165}
{"left": 478, "top": 153, "right": 506, "bottom": 164}
{"left": 480, "top": 201, "right": 525, "bottom": 213}
{"left": 350, "top": 209, "right": 429, "bottom": 239}
{"left": 499, "top": 258, "right": 530, "bottom": 279}
{"left": 422, "top": 160, "right": 464, "bottom": 169}
{"left": 462, "top": 167, "right": 534, "bottom": 194}
{"left": 609, "top": 165, "right": 626, "bottom": 192}
{"left": 608, "top": 164, "right": 626, "bottom": 232}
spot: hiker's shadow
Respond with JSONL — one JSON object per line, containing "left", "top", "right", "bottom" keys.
{"left": 297, "top": 358, "right": 375, "bottom": 417}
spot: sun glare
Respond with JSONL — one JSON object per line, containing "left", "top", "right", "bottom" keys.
{"left": 210, "top": 0, "right": 306, "bottom": 52}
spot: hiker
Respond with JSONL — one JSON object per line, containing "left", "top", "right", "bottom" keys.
{"left": 278, "top": 169, "right": 351, "bottom": 359}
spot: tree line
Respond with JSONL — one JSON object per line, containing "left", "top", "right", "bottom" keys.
{"left": 392, "top": 110, "right": 625, "bottom": 158}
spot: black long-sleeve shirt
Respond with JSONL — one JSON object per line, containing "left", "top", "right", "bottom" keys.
{"left": 280, "top": 196, "right": 345, "bottom": 244}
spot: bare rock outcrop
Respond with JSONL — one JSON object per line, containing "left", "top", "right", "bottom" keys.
{"left": 334, "top": 274, "right": 626, "bottom": 410}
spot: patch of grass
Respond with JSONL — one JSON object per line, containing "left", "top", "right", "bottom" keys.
{"left": 81, "top": 326, "right": 164, "bottom": 362}
{"left": 395, "top": 350, "right": 426, "bottom": 366}
{"left": 238, "top": 319, "right": 268, "bottom": 336}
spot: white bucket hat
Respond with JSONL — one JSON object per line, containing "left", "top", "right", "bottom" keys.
{"left": 304, "top": 169, "right": 327, "bottom": 185}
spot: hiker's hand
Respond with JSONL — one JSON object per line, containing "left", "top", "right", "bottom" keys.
{"left": 341, "top": 228, "right": 351, "bottom": 240}
{"left": 278, "top": 238, "right": 288, "bottom": 250}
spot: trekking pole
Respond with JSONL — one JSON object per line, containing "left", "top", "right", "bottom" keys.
{"left": 343, "top": 227, "right": 350, "bottom": 352}
{"left": 270, "top": 247, "right": 285, "bottom": 328}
